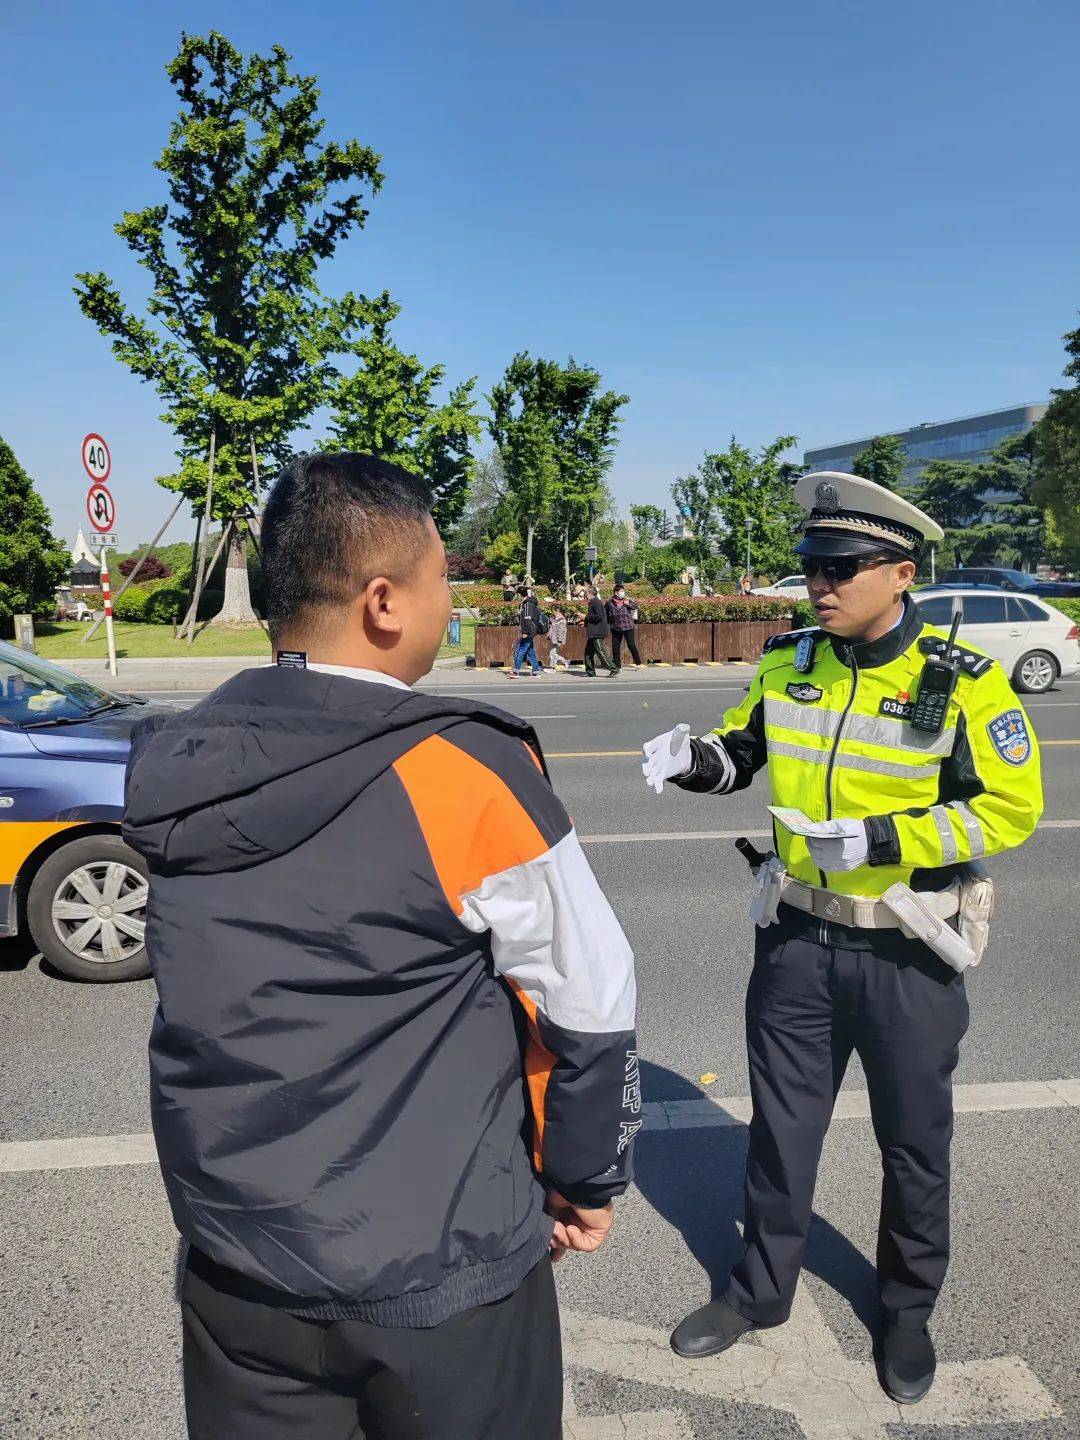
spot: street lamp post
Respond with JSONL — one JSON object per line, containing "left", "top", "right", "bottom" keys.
{"left": 744, "top": 515, "right": 754, "bottom": 582}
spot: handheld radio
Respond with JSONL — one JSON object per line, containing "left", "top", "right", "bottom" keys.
{"left": 910, "top": 609, "right": 962, "bottom": 733}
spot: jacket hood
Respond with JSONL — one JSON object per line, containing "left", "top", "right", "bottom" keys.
{"left": 123, "top": 667, "right": 541, "bottom": 875}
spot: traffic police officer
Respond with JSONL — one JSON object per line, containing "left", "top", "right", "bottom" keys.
{"left": 641, "top": 472, "right": 1043, "bottom": 1403}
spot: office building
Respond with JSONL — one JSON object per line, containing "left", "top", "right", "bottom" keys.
{"left": 803, "top": 403, "right": 1047, "bottom": 489}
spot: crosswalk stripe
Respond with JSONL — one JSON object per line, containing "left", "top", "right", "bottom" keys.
{"left": 2, "top": 1079, "right": 1075, "bottom": 1175}
{"left": 644, "top": 1077, "right": 1080, "bottom": 1132}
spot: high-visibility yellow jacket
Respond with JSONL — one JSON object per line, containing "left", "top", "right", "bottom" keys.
{"left": 676, "top": 597, "right": 1042, "bottom": 898}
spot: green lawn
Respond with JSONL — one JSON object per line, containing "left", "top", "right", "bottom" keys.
{"left": 32, "top": 618, "right": 476, "bottom": 662}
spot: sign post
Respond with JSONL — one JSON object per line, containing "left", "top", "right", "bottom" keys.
{"left": 98, "top": 547, "right": 118, "bottom": 679}
{"left": 84, "top": 439, "right": 118, "bottom": 678}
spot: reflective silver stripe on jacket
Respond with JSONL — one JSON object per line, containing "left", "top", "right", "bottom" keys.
{"left": 930, "top": 804, "right": 959, "bottom": 864}
{"left": 951, "top": 800, "right": 986, "bottom": 857}
{"left": 763, "top": 698, "right": 839, "bottom": 740}
{"left": 846, "top": 712, "right": 955, "bottom": 756}
{"left": 764, "top": 698, "right": 955, "bottom": 755}
{"left": 766, "top": 738, "right": 942, "bottom": 780}
{"left": 699, "top": 734, "right": 735, "bottom": 794}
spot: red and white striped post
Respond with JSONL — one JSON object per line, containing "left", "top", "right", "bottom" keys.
{"left": 99, "top": 548, "right": 118, "bottom": 678}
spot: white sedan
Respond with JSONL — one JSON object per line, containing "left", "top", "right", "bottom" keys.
{"left": 911, "top": 588, "right": 1080, "bottom": 694}
{"left": 751, "top": 575, "right": 809, "bottom": 600}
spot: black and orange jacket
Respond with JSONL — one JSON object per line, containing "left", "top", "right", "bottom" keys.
{"left": 124, "top": 667, "right": 638, "bottom": 1327}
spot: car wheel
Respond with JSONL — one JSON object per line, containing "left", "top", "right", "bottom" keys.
{"left": 1013, "top": 650, "right": 1058, "bottom": 695}
{"left": 26, "top": 834, "right": 151, "bottom": 982}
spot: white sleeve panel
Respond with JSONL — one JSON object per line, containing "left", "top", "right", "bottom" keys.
{"left": 458, "top": 827, "right": 637, "bottom": 1035}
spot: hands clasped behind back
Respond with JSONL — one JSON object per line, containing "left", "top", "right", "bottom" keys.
{"left": 641, "top": 723, "right": 693, "bottom": 794}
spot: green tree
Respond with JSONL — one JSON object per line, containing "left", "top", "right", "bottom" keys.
{"left": 912, "top": 431, "right": 1043, "bottom": 570}
{"left": 448, "top": 451, "right": 507, "bottom": 556}
{"left": 322, "top": 300, "right": 481, "bottom": 528}
{"left": 629, "top": 503, "right": 665, "bottom": 577}
{"left": 75, "top": 32, "right": 385, "bottom": 632}
{"left": 547, "top": 361, "right": 628, "bottom": 593}
{"left": 488, "top": 354, "right": 627, "bottom": 589}
{"left": 673, "top": 436, "right": 800, "bottom": 580}
{"left": 669, "top": 469, "right": 720, "bottom": 575}
{"left": 630, "top": 504, "right": 664, "bottom": 544}
{"left": 852, "top": 434, "right": 907, "bottom": 492}
{"left": 1033, "top": 322, "right": 1080, "bottom": 569}
{"left": 0, "top": 436, "right": 71, "bottom": 627}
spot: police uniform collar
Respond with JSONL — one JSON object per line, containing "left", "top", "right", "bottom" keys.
{"left": 829, "top": 595, "right": 921, "bottom": 670}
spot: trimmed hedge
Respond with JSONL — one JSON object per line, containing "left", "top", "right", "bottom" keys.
{"left": 790, "top": 600, "right": 816, "bottom": 629}
{"left": 113, "top": 577, "right": 187, "bottom": 623}
{"left": 112, "top": 572, "right": 225, "bottom": 624}
{"left": 474, "top": 594, "right": 798, "bottom": 626}
{"left": 1048, "top": 597, "right": 1080, "bottom": 626}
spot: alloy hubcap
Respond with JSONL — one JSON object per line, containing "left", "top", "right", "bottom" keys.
{"left": 51, "top": 862, "right": 147, "bottom": 964}
{"left": 1021, "top": 656, "right": 1053, "bottom": 690}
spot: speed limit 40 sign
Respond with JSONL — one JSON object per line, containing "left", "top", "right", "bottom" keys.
{"left": 86, "top": 483, "right": 116, "bottom": 534}
{"left": 82, "top": 433, "right": 111, "bottom": 484}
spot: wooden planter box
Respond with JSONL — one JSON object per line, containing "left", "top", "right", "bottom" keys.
{"left": 634, "top": 622, "right": 714, "bottom": 664}
{"left": 713, "top": 618, "right": 791, "bottom": 661}
{"left": 473, "top": 618, "right": 791, "bottom": 668}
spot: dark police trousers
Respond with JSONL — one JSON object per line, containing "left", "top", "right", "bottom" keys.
{"left": 181, "top": 1248, "right": 562, "bottom": 1440}
{"left": 726, "top": 905, "right": 969, "bottom": 1331}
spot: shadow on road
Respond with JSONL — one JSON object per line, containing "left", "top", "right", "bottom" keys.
{"left": 0, "top": 932, "right": 136, "bottom": 985}
{"left": 636, "top": 1059, "right": 879, "bottom": 1340}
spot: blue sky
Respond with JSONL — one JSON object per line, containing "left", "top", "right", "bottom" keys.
{"left": 2, "top": 0, "right": 1077, "bottom": 547}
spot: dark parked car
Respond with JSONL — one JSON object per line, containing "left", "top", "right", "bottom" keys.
{"left": 938, "top": 567, "right": 1080, "bottom": 599}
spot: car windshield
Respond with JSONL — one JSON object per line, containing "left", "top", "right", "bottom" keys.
{"left": 0, "top": 643, "right": 121, "bottom": 728}
{"left": 994, "top": 569, "right": 1039, "bottom": 589}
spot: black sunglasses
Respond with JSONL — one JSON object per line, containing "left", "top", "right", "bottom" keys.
{"left": 800, "top": 555, "right": 892, "bottom": 584}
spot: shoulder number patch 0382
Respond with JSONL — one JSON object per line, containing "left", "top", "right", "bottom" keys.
{"left": 987, "top": 709, "right": 1032, "bottom": 766}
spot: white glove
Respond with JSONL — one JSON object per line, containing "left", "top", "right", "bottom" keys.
{"left": 641, "top": 723, "right": 693, "bottom": 795}
{"left": 806, "top": 819, "right": 869, "bottom": 872}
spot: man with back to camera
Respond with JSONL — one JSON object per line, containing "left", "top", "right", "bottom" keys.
{"left": 641, "top": 472, "right": 1042, "bottom": 1404}
{"left": 123, "top": 453, "right": 639, "bottom": 1440}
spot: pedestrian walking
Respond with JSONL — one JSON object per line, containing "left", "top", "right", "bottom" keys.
{"left": 123, "top": 453, "right": 639, "bottom": 1440}
{"left": 510, "top": 584, "right": 544, "bottom": 677}
{"left": 502, "top": 570, "right": 518, "bottom": 601}
{"left": 583, "top": 583, "right": 617, "bottom": 677}
{"left": 642, "top": 471, "right": 1042, "bottom": 1405}
{"left": 739, "top": 573, "right": 753, "bottom": 595}
{"left": 606, "top": 585, "right": 643, "bottom": 669}
{"left": 546, "top": 605, "right": 569, "bottom": 672}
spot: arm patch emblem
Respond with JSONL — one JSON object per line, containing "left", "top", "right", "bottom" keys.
{"left": 987, "top": 709, "right": 1032, "bottom": 766}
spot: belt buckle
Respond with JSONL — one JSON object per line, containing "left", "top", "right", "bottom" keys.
{"left": 813, "top": 890, "right": 845, "bottom": 922}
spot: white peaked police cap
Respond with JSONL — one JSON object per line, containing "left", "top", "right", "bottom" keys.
{"left": 793, "top": 471, "right": 945, "bottom": 559}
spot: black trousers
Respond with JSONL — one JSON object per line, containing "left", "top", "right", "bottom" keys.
{"left": 584, "top": 636, "right": 616, "bottom": 674}
{"left": 181, "top": 1252, "right": 562, "bottom": 1440}
{"left": 725, "top": 906, "right": 969, "bottom": 1331}
{"left": 611, "top": 629, "right": 642, "bottom": 666}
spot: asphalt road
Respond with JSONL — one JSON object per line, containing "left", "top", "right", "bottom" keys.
{"left": 3, "top": 668, "right": 1078, "bottom": 1438}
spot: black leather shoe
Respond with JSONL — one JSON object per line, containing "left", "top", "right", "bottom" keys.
{"left": 878, "top": 1323, "right": 936, "bottom": 1404}
{"left": 670, "top": 1297, "right": 757, "bottom": 1358}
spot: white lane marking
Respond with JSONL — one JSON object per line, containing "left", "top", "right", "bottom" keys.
{"left": 579, "top": 820, "right": 1080, "bottom": 843}
{"left": 429, "top": 685, "right": 750, "bottom": 698}
{"left": 4, "top": 1080, "right": 1075, "bottom": 1175}
{"left": 0, "top": 1132, "right": 157, "bottom": 1173}
{"left": 562, "top": 1276, "right": 1062, "bottom": 1437}
{"left": 643, "top": 1078, "right": 1080, "bottom": 1133}
{"left": 566, "top": 1411, "right": 690, "bottom": 1439}
{"left": 582, "top": 830, "right": 772, "bottom": 844}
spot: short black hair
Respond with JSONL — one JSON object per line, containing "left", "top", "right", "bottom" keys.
{"left": 262, "top": 452, "right": 433, "bottom": 636}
